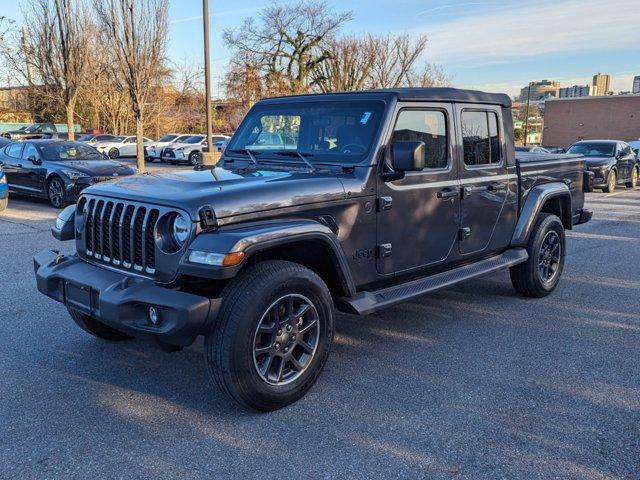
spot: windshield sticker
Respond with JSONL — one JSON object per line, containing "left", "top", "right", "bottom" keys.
{"left": 360, "top": 112, "right": 372, "bottom": 125}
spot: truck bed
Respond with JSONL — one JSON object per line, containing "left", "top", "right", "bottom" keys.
{"left": 515, "top": 153, "right": 587, "bottom": 223}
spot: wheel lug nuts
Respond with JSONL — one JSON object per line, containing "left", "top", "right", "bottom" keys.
{"left": 274, "top": 342, "right": 280, "bottom": 350}
{"left": 292, "top": 335, "right": 296, "bottom": 340}
{"left": 277, "top": 329, "right": 282, "bottom": 335}
{"left": 284, "top": 347, "right": 289, "bottom": 352}
{"left": 286, "top": 325, "right": 292, "bottom": 332}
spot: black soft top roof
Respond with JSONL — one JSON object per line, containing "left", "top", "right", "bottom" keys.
{"left": 261, "top": 87, "right": 511, "bottom": 108}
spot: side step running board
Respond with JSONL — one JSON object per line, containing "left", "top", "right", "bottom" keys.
{"left": 340, "top": 248, "right": 528, "bottom": 315}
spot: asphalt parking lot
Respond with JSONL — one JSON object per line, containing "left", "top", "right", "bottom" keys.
{"left": 0, "top": 172, "right": 638, "bottom": 479}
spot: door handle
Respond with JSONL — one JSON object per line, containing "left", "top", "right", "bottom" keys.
{"left": 437, "top": 188, "right": 459, "bottom": 200}
{"left": 487, "top": 182, "right": 506, "bottom": 192}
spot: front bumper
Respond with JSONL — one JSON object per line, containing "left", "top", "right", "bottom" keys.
{"left": 586, "top": 166, "right": 611, "bottom": 187}
{"left": 34, "top": 250, "right": 220, "bottom": 346}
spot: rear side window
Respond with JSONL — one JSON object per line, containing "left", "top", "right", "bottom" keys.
{"left": 21, "top": 143, "right": 38, "bottom": 159}
{"left": 6, "top": 143, "right": 23, "bottom": 158}
{"left": 392, "top": 110, "right": 448, "bottom": 169}
{"left": 461, "top": 110, "right": 501, "bottom": 166}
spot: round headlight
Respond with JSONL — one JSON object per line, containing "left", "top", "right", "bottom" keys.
{"left": 172, "top": 214, "right": 190, "bottom": 245}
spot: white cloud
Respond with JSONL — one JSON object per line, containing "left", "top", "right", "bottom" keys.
{"left": 421, "top": 0, "right": 640, "bottom": 63}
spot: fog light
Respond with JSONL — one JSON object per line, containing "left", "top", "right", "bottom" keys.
{"left": 148, "top": 306, "right": 161, "bottom": 325}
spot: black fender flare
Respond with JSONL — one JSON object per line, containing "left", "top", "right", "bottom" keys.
{"left": 511, "top": 183, "right": 571, "bottom": 247}
{"left": 180, "top": 219, "right": 356, "bottom": 297}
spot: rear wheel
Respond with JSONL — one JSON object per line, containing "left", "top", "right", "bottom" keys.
{"left": 205, "top": 260, "right": 335, "bottom": 411}
{"left": 108, "top": 148, "right": 119, "bottom": 159}
{"left": 510, "top": 213, "right": 565, "bottom": 298}
{"left": 47, "top": 176, "right": 66, "bottom": 208}
{"left": 603, "top": 169, "right": 616, "bottom": 193}
{"left": 67, "top": 308, "right": 134, "bottom": 341}
{"left": 626, "top": 167, "right": 638, "bottom": 188}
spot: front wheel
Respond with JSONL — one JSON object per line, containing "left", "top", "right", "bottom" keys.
{"left": 189, "top": 151, "right": 200, "bottom": 166}
{"left": 108, "top": 148, "right": 120, "bottom": 159}
{"left": 205, "top": 260, "right": 335, "bottom": 411}
{"left": 510, "top": 213, "right": 565, "bottom": 298}
{"left": 47, "top": 176, "right": 67, "bottom": 208}
{"left": 68, "top": 308, "right": 134, "bottom": 341}
{"left": 603, "top": 169, "right": 616, "bottom": 193}
{"left": 626, "top": 167, "right": 638, "bottom": 189}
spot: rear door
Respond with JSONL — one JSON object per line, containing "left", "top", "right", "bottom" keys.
{"left": 456, "top": 105, "right": 513, "bottom": 256}
{"left": 376, "top": 103, "right": 460, "bottom": 275}
{"left": 1, "top": 143, "right": 25, "bottom": 190}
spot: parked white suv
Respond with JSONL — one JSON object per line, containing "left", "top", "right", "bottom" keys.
{"left": 145, "top": 133, "right": 192, "bottom": 162}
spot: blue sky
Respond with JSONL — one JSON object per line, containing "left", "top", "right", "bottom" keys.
{"left": 2, "top": 0, "right": 639, "bottom": 97}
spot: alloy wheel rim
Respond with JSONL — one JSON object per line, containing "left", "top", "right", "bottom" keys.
{"left": 633, "top": 169, "right": 638, "bottom": 187}
{"left": 609, "top": 172, "right": 616, "bottom": 190}
{"left": 252, "top": 293, "right": 320, "bottom": 386}
{"left": 49, "top": 179, "right": 63, "bottom": 207}
{"left": 538, "top": 230, "right": 561, "bottom": 286}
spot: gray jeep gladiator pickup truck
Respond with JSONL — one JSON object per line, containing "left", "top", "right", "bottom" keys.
{"left": 34, "top": 88, "right": 593, "bottom": 411}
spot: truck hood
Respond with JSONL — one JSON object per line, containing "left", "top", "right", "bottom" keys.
{"left": 56, "top": 160, "right": 136, "bottom": 177}
{"left": 83, "top": 166, "right": 347, "bottom": 220}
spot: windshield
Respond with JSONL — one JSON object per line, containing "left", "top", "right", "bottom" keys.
{"left": 24, "top": 124, "right": 41, "bottom": 133}
{"left": 77, "top": 134, "right": 94, "bottom": 142}
{"left": 184, "top": 135, "right": 205, "bottom": 144}
{"left": 568, "top": 143, "right": 615, "bottom": 157}
{"left": 226, "top": 100, "right": 386, "bottom": 164}
{"left": 38, "top": 142, "right": 105, "bottom": 160}
{"left": 110, "top": 136, "right": 125, "bottom": 142}
{"left": 159, "top": 134, "right": 178, "bottom": 142}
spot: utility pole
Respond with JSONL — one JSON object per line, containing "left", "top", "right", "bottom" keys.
{"left": 523, "top": 82, "right": 532, "bottom": 147}
{"left": 201, "top": 0, "right": 216, "bottom": 166}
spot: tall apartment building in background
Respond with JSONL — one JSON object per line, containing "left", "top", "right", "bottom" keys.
{"left": 519, "top": 80, "right": 560, "bottom": 102}
{"left": 633, "top": 76, "right": 640, "bottom": 94}
{"left": 592, "top": 73, "right": 611, "bottom": 96}
{"left": 559, "top": 84, "right": 596, "bottom": 98}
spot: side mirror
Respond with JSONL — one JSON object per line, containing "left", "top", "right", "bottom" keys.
{"left": 391, "top": 141, "right": 425, "bottom": 172}
{"left": 28, "top": 155, "right": 42, "bottom": 165}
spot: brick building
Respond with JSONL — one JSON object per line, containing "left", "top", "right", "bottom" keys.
{"left": 543, "top": 95, "right": 640, "bottom": 148}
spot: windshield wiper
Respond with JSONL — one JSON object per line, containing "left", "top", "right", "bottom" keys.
{"left": 269, "top": 150, "right": 317, "bottom": 172}
{"left": 227, "top": 148, "right": 260, "bottom": 166}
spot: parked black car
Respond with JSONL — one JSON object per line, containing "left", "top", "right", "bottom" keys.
{"left": 0, "top": 140, "right": 137, "bottom": 208}
{"left": 35, "top": 88, "right": 592, "bottom": 411}
{"left": 567, "top": 140, "right": 639, "bottom": 192}
{"left": 1, "top": 123, "right": 59, "bottom": 141}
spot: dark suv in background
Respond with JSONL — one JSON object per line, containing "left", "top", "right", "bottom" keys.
{"left": 568, "top": 140, "right": 639, "bottom": 192}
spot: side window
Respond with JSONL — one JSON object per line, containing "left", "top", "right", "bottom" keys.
{"left": 125, "top": 137, "right": 135, "bottom": 143}
{"left": 392, "top": 110, "right": 448, "bottom": 169}
{"left": 6, "top": 143, "right": 23, "bottom": 158}
{"left": 461, "top": 110, "right": 501, "bottom": 166}
{"left": 22, "top": 143, "right": 38, "bottom": 159}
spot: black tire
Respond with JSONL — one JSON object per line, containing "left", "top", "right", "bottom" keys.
{"left": 47, "top": 176, "right": 67, "bottom": 209}
{"left": 108, "top": 148, "right": 119, "bottom": 159}
{"left": 625, "top": 166, "right": 638, "bottom": 189}
{"left": 510, "top": 213, "right": 565, "bottom": 298}
{"left": 603, "top": 169, "right": 616, "bottom": 193}
{"left": 189, "top": 151, "right": 200, "bottom": 166}
{"left": 67, "top": 308, "right": 134, "bottom": 341}
{"left": 205, "top": 260, "right": 335, "bottom": 411}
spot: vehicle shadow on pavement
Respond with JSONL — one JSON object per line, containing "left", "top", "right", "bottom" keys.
{"left": 34, "top": 270, "right": 637, "bottom": 479}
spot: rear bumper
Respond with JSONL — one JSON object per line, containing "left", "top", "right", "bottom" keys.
{"left": 34, "top": 250, "right": 220, "bottom": 346}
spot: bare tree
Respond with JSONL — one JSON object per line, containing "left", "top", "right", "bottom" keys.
{"left": 2, "top": 1, "right": 90, "bottom": 139}
{"left": 94, "top": 0, "right": 168, "bottom": 171}
{"left": 224, "top": 0, "right": 352, "bottom": 95}
{"left": 367, "top": 34, "right": 428, "bottom": 89}
{"left": 311, "top": 36, "right": 376, "bottom": 93}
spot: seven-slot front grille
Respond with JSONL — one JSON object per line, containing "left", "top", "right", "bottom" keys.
{"left": 79, "top": 196, "right": 162, "bottom": 275}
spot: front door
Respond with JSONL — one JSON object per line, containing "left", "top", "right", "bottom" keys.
{"left": 376, "top": 103, "right": 460, "bottom": 275}
{"left": 456, "top": 105, "right": 511, "bottom": 255}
